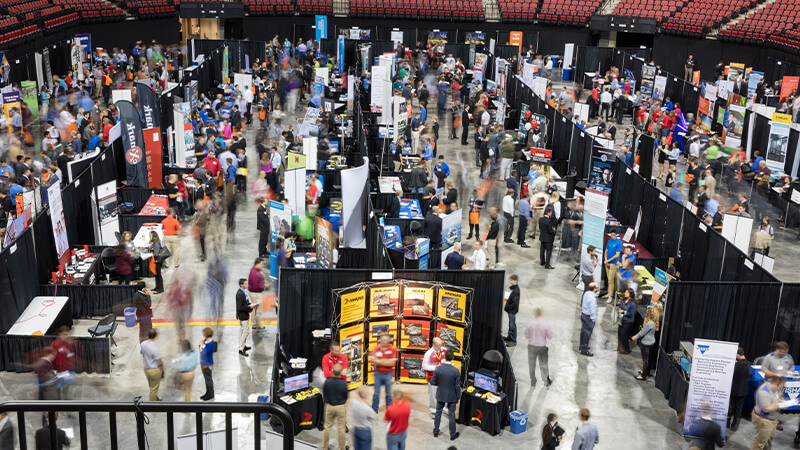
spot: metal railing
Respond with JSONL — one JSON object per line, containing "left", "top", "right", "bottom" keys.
{"left": 0, "top": 400, "right": 294, "bottom": 450}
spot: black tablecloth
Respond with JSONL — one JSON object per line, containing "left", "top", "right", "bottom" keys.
{"left": 39, "top": 284, "right": 138, "bottom": 318}
{"left": 457, "top": 389, "right": 509, "bottom": 436}
{"left": 0, "top": 335, "right": 110, "bottom": 373}
{"left": 654, "top": 348, "right": 689, "bottom": 412}
{"left": 270, "top": 392, "right": 324, "bottom": 436}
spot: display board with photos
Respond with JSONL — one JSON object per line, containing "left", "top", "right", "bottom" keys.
{"left": 332, "top": 280, "right": 472, "bottom": 389}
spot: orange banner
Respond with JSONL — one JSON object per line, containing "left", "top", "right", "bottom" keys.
{"left": 509, "top": 31, "right": 522, "bottom": 48}
{"left": 692, "top": 71, "right": 700, "bottom": 85}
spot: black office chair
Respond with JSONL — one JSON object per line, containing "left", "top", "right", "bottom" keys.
{"left": 479, "top": 349, "right": 504, "bottom": 377}
{"left": 100, "top": 247, "right": 117, "bottom": 283}
{"left": 88, "top": 313, "right": 118, "bottom": 346}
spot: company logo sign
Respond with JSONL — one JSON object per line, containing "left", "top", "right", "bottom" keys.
{"left": 126, "top": 146, "right": 142, "bottom": 165}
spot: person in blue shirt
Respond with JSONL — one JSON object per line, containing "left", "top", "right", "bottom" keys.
{"left": 670, "top": 182, "right": 683, "bottom": 203}
{"left": 199, "top": 327, "right": 216, "bottom": 400}
{"left": 604, "top": 230, "right": 623, "bottom": 301}
{"left": 580, "top": 283, "right": 598, "bottom": 356}
{"left": 422, "top": 137, "right": 434, "bottom": 170}
{"left": 225, "top": 159, "right": 236, "bottom": 182}
{"left": 9, "top": 183, "right": 22, "bottom": 205}
{"left": 625, "top": 150, "right": 632, "bottom": 166}
{"left": 310, "top": 94, "right": 322, "bottom": 109}
{"left": 88, "top": 132, "right": 101, "bottom": 152}
{"left": 753, "top": 151, "right": 764, "bottom": 172}
{"left": 619, "top": 245, "right": 636, "bottom": 269}
{"left": 173, "top": 339, "right": 199, "bottom": 401}
{"left": 420, "top": 103, "right": 427, "bottom": 124}
{"left": 0, "top": 158, "right": 14, "bottom": 178}
{"left": 517, "top": 194, "right": 531, "bottom": 247}
{"left": 664, "top": 97, "right": 674, "bottom": 111}
{"left": 435, "top": 155, "right": 450, "bottom": 177}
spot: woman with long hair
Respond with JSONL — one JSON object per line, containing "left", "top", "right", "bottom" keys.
{"left": 632, "top": 306, "right": 660, "bottom": 380}
{"left": 617, "top": 288, "right": 637, "bottom": 354}
{"left": 147, "top": 231, "right": 165, "bottom": 293}
{"left": 541, "top": 413, "right": 563, "bottom": 449}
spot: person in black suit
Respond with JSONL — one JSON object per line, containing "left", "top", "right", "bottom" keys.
{"left": 424, "top": 207, "right": 443, "bottom": 250}
{"left": 256, "top": 197, "right": 270, "bottom": 258}
{"left": 0, "top": 411, "right": 14, "bottom": 449}
{"left": 236, "top": 279, "right": 254, "bottom": 357}
{"left": 389, "top": 190, "right": 402, "bottom": 218}
{"left": 34, "top": 413, "right": 69, "bottom": 450}
{"left": 461, "top": 105, "right": 471, "bottom": 145}
{"left": 230, "top": 105, "right": 242, "bottom": 132}
{"left": 431, "top": 350, "right": 461, "bottom": 441}
{"left": 728, "top": 347, "right": 751, "bottom": 431}
{"left": 538, "top": 206, "right": 557, "bottom": 269}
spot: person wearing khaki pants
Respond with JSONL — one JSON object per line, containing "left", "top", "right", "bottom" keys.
{"left": 173, "top": 340, "right": 198, "bottom": 401}
{"left": 161, "top": 208, "right": 182, "bottom": 268}
{"left": 751, "top": 376, "right": 783, "bottom": 450}
{"left": 140, "top": 329, "right": 163, "bottom": 401}
{"left": 322, "top": 364, "right": 348, "bottom": 450}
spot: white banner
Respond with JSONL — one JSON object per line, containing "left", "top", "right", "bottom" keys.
{"left": 533, "top": 77, "right": 547, "bottom": 99}
{"left": 303, "top": 137, "right": 318, "bottom": 170}
{"left": 653, "top": 75, "right": 667, "bottom": 100}
{"left": 48, "top": 182, "right": 69, "bottom": 265}
{"left": 683, "top": 339, "right": 738, "bottom": 441}
{"left": 522, "top": 62, "right": 536, "bottom": 88}
{"left": 284, "top": 168, "right": 306, "bottom": 218}
{"left": 371, "top": 65, "right": 386, "bottom": 112}
{"left": 341, "top": 157, "right": 369, "bottom": 247}
{"left": 563, "top": 43, "right": 575, "bottom": 70}
{"left": 391, "top": 30, "right": 404, "bottom": 46}
{"left": 96, "top": 180, "right": 119, "bottom": 246}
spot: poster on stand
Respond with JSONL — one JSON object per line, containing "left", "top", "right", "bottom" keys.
{"left": 439, "top": 208, "right": 462, "bottom": 268}
{"left": 653, "top": 75, "right": 667, "bottom": 100}
{"left": 20, "top": 81, "right": 38, "bottom": 119}
{"left": 402, "top": 284, "right": 434, "bottom": 318}
{"left": 436, "top": 323, "right": 465, "bottom": 357}
{"left": 47, "top": 182, "right": 70, "bottom": 266}
{"left": 747, "top": 71, "right": 764, "bottom": 101}
{"left": 780, "top": 76, "right": 799, "bottom": 100}
{"left": 269, "top": 200, "right": 292, "bottom": 279}
{"left": 314, "top": 216, "right": 335, "bottom": 268}
{"left": 766, "top": 112, "right": 792, "bottom": 172}
{"left": 96, "top": 180, "right": 119, "bottom": 246}
{"left": 340, "top": 288, "right": 367, "bottom": 325}
{"left": 369, "top": 285, "right": 399, "bottom": 318}
{"left": 683, "top": 339, "right": 738, "bottom": 441}
{"left": 437, "top": 287, "right": 467, "bottom": 323}
{"left": 399, "top": 319, "right": 431, "bottom": 350}
{"left": 588, "top": 147, "right": 616, "bottom": 194}
{"left": 338, "top": 323, "right": 365, "bottom": 389}
{"left": 651, "top": 267, "right": 672, "bottom": 303}
{"left": 399, "top": 353, "right": 428, "bottom": 384}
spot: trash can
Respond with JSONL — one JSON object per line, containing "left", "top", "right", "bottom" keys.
{"left": 509, "top": 410, "right": 528, "bottom": 434}
{"left": 257, "top": 395, "right": 270, "bottom": 420}
{"left": 562, "top": 68, "right": 572, "bottom": 81}
{"left": 124, "top": 307, "right": 137, "bottom": 327}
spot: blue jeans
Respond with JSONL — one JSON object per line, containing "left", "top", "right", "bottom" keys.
{"left": 579, "top": 313, "right": 595, "bottom": 351}
{"left": 433, "top": 401, "right": 457, "bottom": 438}
{"left": 386, "top": 431, "right": 406, "bottom": 450}
{"left": 372, "top": 371, "right": 393, "bottom": 412}
{"left": 411, "top": 187, "right": 424, "bottom": 194}
{"left": 507, "top": 312, "right": 517, "bottom": 342}
{"left": 353, "top": 427, "right": 372, "bottom": 450}
{"left": 318, "top": 159, "right": 327, "bottom": 171}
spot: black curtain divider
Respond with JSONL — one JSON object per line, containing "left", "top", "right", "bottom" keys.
{"left": 636, "top": 134, "right": 655, "bottom": 184}
{"left": 608, "top": 156, "right": 628, "bottom": 222}
{"left": 119, "top": 214, "right": 166, "bottom": 237}
{"left": 39, "top": 284, "right": 138, "bottom": 318}
{"left": 627, "top": 172, "right": 645, "bottom": 227}
{"left": 61, "top": 167, "right": 97, "bottom": 246}
{"left": 775, "top": 284, "right": 800, "bottom": 362}
{"left": 367, "top": 202, "right": 393, "bottom": 270}
{"left": 654, "top": 347, "right": 689, "bottom": 411}
{"left": 32, "top": 210, "right": 57, "bottom": 287}
{"left": 647, "top": 190, "right": 669, "bottom": 257}
{"left": 0, "top": 335, "right": 110, "bottom": 374}
{"left": 636, "top": 183, "right": 658, "bottom": 250}
{"left": 663, "top": 196, "right": 683, "bottom": 258}
{"left": 0, "top": 228, "right": 40, "bottom": 334}
{"left": 703, "top": 232, "right": 725, "bottom": 282}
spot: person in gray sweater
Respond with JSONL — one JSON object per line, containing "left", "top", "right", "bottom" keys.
{"left": 631, "top": 306, "right": 659, "bottom": 380}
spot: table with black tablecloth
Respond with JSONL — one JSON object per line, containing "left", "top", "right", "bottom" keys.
{"left": 270, "top": 390, "right": 324, "bottom": 436}
{"left": 457, "top": 388, "right": 509, "bottom": 436}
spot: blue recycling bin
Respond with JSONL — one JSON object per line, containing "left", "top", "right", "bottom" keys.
{"left": 258, "top": 395, "right": 270, "bottom": 420}
{"left": 509, "top": 410, "right": 528, "bottom": 434}
{"left": 562, "top": 68, "right": 572, "bottom": 81}
{"left": 124, "top": 307, "right": 137, "bottom": 327}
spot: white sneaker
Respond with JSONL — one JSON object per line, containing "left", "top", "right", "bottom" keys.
{"left": 576, "top": 282, "right": 584, "bottom": 291}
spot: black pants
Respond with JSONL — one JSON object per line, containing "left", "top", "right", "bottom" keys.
{"left": 728, "top": 395, "right": 744, "bottom": 426}
{"left": 540, "top": 241, "right": 553, "bottom": 266}
{"left": 504, "top": 212, "right": 514, "bottom": 241}
{"left": 618, "top": 321, "right": 633, "bottom": 352}
{"left": 468, "top": 223, "right": 479, "bottom": 238}
{"left": 199, "top": 234, "right": 206, "bottom": 259}
{"left": 600, "top": 103, "right": 610, "bottom": 120}
{"left": 462, "top": 126, "right": 469, "bottom": 145}
{"left": 201, "top": 365, "right": 214, "bottom": 398}
{"left": 517, "top": 217, "right": 528, "bottom": 245}
{"left": 154, "top": 260, "right": 163, "bottom": 291}
{"left": 581, "top": 275, "right": 594, "bottom": 291}
{"left": 640, "top": 343, "right": 653, "bottom": 378}
{"left": 258, "top": 230, "right": 269, "bottom": 257}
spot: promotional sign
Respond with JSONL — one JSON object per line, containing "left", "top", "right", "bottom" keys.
{"left": 315, "top": 15, "right": 328, "bottom": 40}
{"left": 70, "top": 41, "right": 82, "bottom": 81}
{"left": 581, "top": 213, "right": 605, "bottom": 251}
{"left": 116, "top": 100, "right": 148, "bottom": 188}
{"left": 340, "top": 289, "right": 367, "bottom": 325}
{"left": 184, "top": 80, "right": 198, "bottom": 109}
{"left": 533, "top": 77, "right": 547, "bottom": 99}
{"left": 698, "top": 97, "right": 710, "bottom": 117}
{"left": 563, "top": 43, "right": 575, "bottom": 70}
{"left": 222, "top": 47, "right": 230, "bottom": 84}
{"left": 338, "top": 323, "right": 365, "bottom": 388}
{"left": 692, "top": 71, "right": 700, "bottom": 85}
{"left": 315, "top": 216, "right": 335, "bottom": 269}
{"left": 299, "top": 107, "right": 320, "bottom": 137}
{"left": 465, "top": 32, "right": 486, "bottom": 45}
{"left": 781, "top": 76, "right": 799, "bottom": 100}
{"left": 172, "top": 102, "right": 192, "bottom": 167}
{"left": 683, "top": 339, "right": 738, "bottom": 441}
{"left": 135, "top": 82, "right": 161, "bottom": 129}
{"left": 640, "top": 64, "right": 655, "bottom": 99}
{"left": 651, "top": 267, "right": 672, "bottom": 303}
{"left": 269, "top": 200, "right": 292, "bottom": 279}
{"left": 390, "top": 30, "right": 404, "bottom": 45}
{"left": 509, "top": 31, "right": 522, "bottom": 49}
{"left": 42, "top": 47, "right": 53, "bottom": 91}
{"left": 341, "top": 157, "right": 368, "bottom": 248}
{"left": 436, "top": 323, "right": 465, "bottom": 356}
{"left": 20, "top": 81, "right": 38, "bottom": 120}
{"left": 473, "top": 53, "right": 487, "bottom": 83}
{"left": 337, "top": 35, "right": 345, "bottom": 73}
{"left": 370, "top": 65, "right": 387, "bottom": 113}
{"left": 522, "top": 62, "right": 536, "bottom": 88}
{"left": 588, "top": 147, "right": 616, "bottom": 194}
{"left": 728, "top": 104, "right": 746, "bottom": 138}
{"left": 2, "top": 92, "right": 20, "bottom": 129}
{"left": 766, "top": 112, "right": 792, "bottom": 172}
{"left": 142, "top": 128, "right": 163, "bottom": 189}
{"left": 399, "top": 353, "right": 428, "bottom": 384}
{"left": 428, "top": 31, "right": 448, "bottom": 45}
{"left": 653, "top": 75, "right": 667, "bottom": 100}
{"left": 369, "top": 285, "right": 400, "bottom": 318}
{"left": 75, "top": 33, "right": 91, "bottom": 58}
{"left": 747, "top": 71, "right": 764, "bottom": 101}
{"left": 96, "top": 180, "right": 119, "bottom": 246}
{"left": 437, "top": 288, "right": 467, "bottom": 324}
{"left": 47, "top": 182, "right": 70, "bottom": 267}
{"left": 440, "top": 208, "right": 462, "bottom": 268}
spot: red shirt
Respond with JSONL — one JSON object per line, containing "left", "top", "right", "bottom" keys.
{"left": 384, "top": 399, "right": 410, "bottom": 434}
{"left": 322, "top": 352, "right": 348, "bottom": 381}
{"left": 51, "top": 338, "right": 75, "bottom": 372}
{"left": 371, "top": 345, "right": 397, "bottom": 373}
{"left": 102, "top": 123, "right": 112, "bottom": 142}
{"left": 204, "top": 157, "right": 221, "bottom": 176}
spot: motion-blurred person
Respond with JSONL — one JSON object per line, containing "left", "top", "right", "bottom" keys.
{"left": 0, "top": 411, "right": 14, "bottom": 449}
{"left": 193, "top": 199, "right": 209, "bottom": 261}
{"left": 34, "top": 412, "right": 69, "bottom": 450}
{"left": 687, "top": 401, "right": 723, "bottom": 449}
{"left": 147, "top": 230, "right": 165, "bottom": 293}
{"left": 205, "top": 254, "right": 228, "bottom": 333}
{"left": 351, "top": 387, "right": 377, "bottom": 450}
{"left": 751, "top": 376, "right": 785, "bottom": 449}
{"left": 167, "top": 275, "right": 193, "bottom": 343}
{"left": 31, "top": 347, "right": 58, "bottom": 400}
{"left": 173, "top": 339, "right": 198, "bottom": 401}
{"left": 385, "top": 389, "right": 411, "bottom": 449}
{"left": 140, "top": 329, "right": 164, "bottom": 401}
{"left": 541, "top": 413, "right": 564, "bottom": 449}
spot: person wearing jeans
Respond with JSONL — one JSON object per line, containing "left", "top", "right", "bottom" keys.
{"left": 579, "top": 284, "right": 598, "bottom": 356}
{"left": 350, "top": 388, "right": 376, "bottom": 450}
{"left": 384, "top": 389, "right": 410, "bottom": 450}
{"left": 631, "top": 306, "right": 658, "bottom": 380}
{"left": 370, "top": 335, "right": 397, "bottom": 411}
{"left": 525, "top": 308, "right": 553, "bottom": 386}
{"left": 504, "top": 274, "right": 520, "bottom": 346}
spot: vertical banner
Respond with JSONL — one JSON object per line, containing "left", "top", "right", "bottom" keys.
{"left": 342, "top": 157, "right": 368, "bottom": 247}
{"left": 563, "top": 43, "right": 575, "bottom": 70}
{"left": 135, "top": 82, "right": 161, "bottom": 129}
{"left": 653, "top": 75, "right": 667, "bottom": 101}
{"left": 315, "top": 15, "right": 328, "bottom": 41}
{"left": 651, "top": 267, "right": 672, "bottom": 303}
{"left": 116, "top": 100, "right": 148, "bottom": 188}
{"left": 780, "top": 76, "right": 799, "bottom": 100}
{"left": 692, "top": 71, "right": 700, "bottom": 85}
{"left": 284, "top": 168, "right": 306, "bottom": 218}
{"left": 683, "top": 339, "right": 738, "bottom": 441}
{"left": 222, "top": 47, "right": 230, "bottom": 84}
{"left": 2, "top": 92, "right": 20, "bottom": 133}
{"left": 338, "top": 35, "right": 345, "bottom": 74}
{"left": 70, "top": 41, "right": 82, "bottom": 81}
{"left": 371, "top": 65, "right": 387, "bottom": 113}
{"left": 766, "top": 112, "right": 792, "bottom": 172}
{"left": 440, "top": 209, "right": 462, "bottom": 268}
{"left": 509, "top": 31, "right": 522, "bottom": 51}
{"left": 142, "top": 128, "right": 163, "bottom": 189}
{"left": 20, "top": 81, "right": 38, "bottom": 120}
{"left": 48, "top": 182, "right": 70, "bottom": 267}
{"left": 269, "top": 200, "right": 292, "bottom": 279}
{"left": 747, "top": 71, "right": 764, "bottom": 102}
{"left": 42, "top": 47, "right": 53, "bottom": 91}
{"left": 588, "top": 147, "right": 616, "bottom": 195}
{"left": 96, "top": 180, "right": 119, "bottom": 246}
{"left": 315, "top": 216, "right": 335, "bottom": 268}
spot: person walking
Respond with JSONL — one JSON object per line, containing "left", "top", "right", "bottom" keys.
{"left": 503, "top": 274, "right": 520, "bottom": 346}
{"left": 140, "top": 329, "right": 164, "bottom": 401}
{"left": 256, "top": 197, "right": 270, "bottom": 258}
{"left": 194, "top": 199, "right": 209, "bottom": 262}
{"left": 371, "top": 334, "right": 398, "bottom": 412}
{"left": 173, "top": 339, "right": 198, "bottom": 401}
{"left": 518, "top": 194, "right": 531, "bottom": 247}
{"left": 572, "top": 408, "right": 599, "bottom": 449}
{"left": 431, "top": 350, "right": 461, "bottom": 441}
{"left": 385, "top": 389, "right": 410, "bottom": 450}
{"left": 322, "top": 364, "right": 349, "bottom": 450}
{"left": 541, "top": 413, "right": 564, "bottom": 449}
{"left": 538, "top": 206, "right": 557, "bottom": 269}
{"left": 350, "top": 387, "right": 376, "bottom": 450}
{"left": 631, "top": 306, "right": 659, "bottom": 380}
{"left": 422, "top": 337, "right": 446, "bottom": 416}
{"left": 526, "top": 308, "right": 553, "bottom": 387}
{"left": 236, "top": 278, "right": 254, "bottom": 357}
{"left": 485, "top": 212, "right": 500, "bottom": 269}
{"left": 199, "top": 327, "right": 216, "bottom": 401}
{"left": 161, "top": 208, "right": 181, "bottom": 269}
{"left": 579, "top": 284, "right": 598, "bottom": 356}
{"left": 247, "top": 258, "right": 266, "bottom": 330}
{"left": 750, "top": 376, "right": 784, "bottom": 449}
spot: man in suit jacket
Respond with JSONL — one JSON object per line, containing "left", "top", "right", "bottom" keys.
{"left": 0, "top": 411, "right": 15, "bottom": 449}
{"left": 256, "top": 197, "right": 270, "bottom": 257}
{"left": 431, "top": 350, "right": 461, "bottom": 441}
{"left": 461, "top": 105, "right": 472, "bottom": 145}
{"left": 236, "top": 279, "right": 253, "bottom": 357}
{"left": 538, "top": 206, "right": 557, "bottom": 269}
{"left": 389, "top": 189, "right": 402, "bottom": 218}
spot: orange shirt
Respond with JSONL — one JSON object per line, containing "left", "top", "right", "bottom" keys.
{"left": 161, "top": 216, "right": 181, "bottom": 236}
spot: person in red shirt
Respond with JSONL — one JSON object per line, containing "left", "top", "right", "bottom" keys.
{"left": 322, "top": 342, "right": 348, "bottom": 381}
{"left": 384, "top": 389, "right": 410, "bottom": 449}
{"left": 370, "top": 334, "right": 397, "bottom": 412}
{"left": 51, "top": 326, "right": 75, "bottom": 373}
{"left": 102, "top": 117, "right": 113, "bottom": 146}
{"left": 204, "top": 150, "right": 221, "bottom": 176}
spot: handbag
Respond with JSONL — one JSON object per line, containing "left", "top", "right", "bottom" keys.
{"left": 156, "top": 245, "right": 171, "bottom": 263}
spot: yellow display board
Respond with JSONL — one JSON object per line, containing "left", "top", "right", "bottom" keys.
{"left": 340, "top": 289, "right": 367, "bottom": 325}
{"left": 366, "top": 319, "right": 399, "bottom": 385}
{"left": 436, "top": 322, "right": 465, "bottom": 357}
{"left": 339, "top": 324, "right": 365, "bottom": 389}
{"left": 369, "top": 285, "right": 400, "bottom": 318}
{"left": 398, "top": 353, "right": 427, "bottom": 384}
{"left": 402, "top": 285, "right": 434, "bottom": 318}
{"left": 399, "top": 319, "right": 431, "bottom": 351}
{"left": 437, "top": 288, "right": 467, "bottom": 323}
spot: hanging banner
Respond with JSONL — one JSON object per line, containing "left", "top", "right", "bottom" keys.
{"left": 42, "top": 47, "right": 53, "bottom": 91}
{"left": 222, "top": 47, "right": 230, "bottom": 84}
{"left": 780, "top": 76, "right": 799, "bottom": 101}
{"left": 370, "top": 65, "right": 387, "bottom": 112}
{"left": 48, "top": 182, "right": 70, "bottom": 267}
{"left": 96, "top": 180, "right": 119, "bottom": 246}
{"left": 142, "top": 128, "right": 163, "bottom": 189}
{"left": 683, "top": 339, "right": 738, "bottom": 441}
{"left": 563, "top": 43, "right": 575, "bottom": 70}
{"left": 20, "top": 81, "right": 38, "bottom": 120}
{"left": 473, "top": 53, "right": 487, "bottom": 82}
{"left": 70, "top": 42, "right": 82, "bottom": 80}
{"left": 766, "top": 112, "right": 792, "bottom": 172}
{"left": 315, "top": 216, "right": 335, "bottom": 269}
{"left": 269, "top": 200, "right": 292, "bottom": 279}
{"left": 653, "top": 75, "right": 667, "bottom": 101}
{"left": 465, "top": 32, "right": 486, "bottom": 45}
{"left": 341, "top": 157, "right": 368, "bottom": 248}
{"left": 697, "top": 97, "right": 710, "bottom": 117}
{"left": 588, "top": 147, "right": 615, "bottom": 195}
{"left": 747, "top": 71, "right": 764, "bottom": 101}
{"left": 117, "top": 100, "right": 148, "bottom": 188}
{"left": 509, "top": 31, "right": 523, "bottom": 49}
{"left": 391, "top": 30, "right": 404, "bottom": 45}
{"left": 315, "top": 15, "right": 328, "bottom": 40}
{"left": 640, "top": 64, "right": 655, "bottom": 99}
{"left": 651, "top": 267, "right": 672, "bottom": 303}
{"left": 135, "top": 82, "right": 161, "bottom": 129}
{"left": 337, "top": 35, "right": 345, "bottom": 74}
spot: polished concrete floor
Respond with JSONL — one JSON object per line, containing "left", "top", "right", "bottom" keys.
{"left": 3, "top": 88, "right": 800, "bottom": 449}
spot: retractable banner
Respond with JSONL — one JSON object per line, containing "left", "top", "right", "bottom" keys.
{"left": 135, "top": 83, "right": 163, "bottom": 188}
{"left": 683, "top": 339, "right": 738, "bottom": 441}
{"left": 135, "top": 82, "right": 161, "bottom": 129}
{"left": 116, "top": 100, "right": 148, "bottom": 188}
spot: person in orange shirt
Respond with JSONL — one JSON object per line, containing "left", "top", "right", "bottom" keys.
{"left": 161, "top": 208, "right": 182, "bottom": 268}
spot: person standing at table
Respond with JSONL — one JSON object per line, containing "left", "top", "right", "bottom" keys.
{"left": 371, "top": 334, "right": 398, "bottom": 412}
{"left": 751, "top": 376, "right": 785, "bottom": 449}
{"left": 141, "top": 329, "right": 164, "bottom": 401}
{"left": 236, "top": 278, "right": 254, "bottom": 357}
{"left": 350, "top": 388, "right": 376, "bottom": 450}
{"left": 322, "top": 341, "right": 349, "bottom": 381}
{"left": 728, "top": 347, "right": 751, "bottom": 431}
{"left": 385, "top": 389, "right": 410, "bottom": 450}
{"left": 322, "top": 364, "right": 349, "bottom": 450}
{"left": 572, "top": 408, "right": 599, "bottom": 450}
{"left": 199, "top": 327, "right": 216, "bottom": 401}
{"left": 431, "top": 350, "right": 461, "bottom": 441}
{"left": 604, "top": 230, "right": 623, "bottom": 302}
{"left": 422, "top": 337, "right": 446, "bottom": 416}
{"left": 762, "top": 341, "right": 794, "bottom": 379}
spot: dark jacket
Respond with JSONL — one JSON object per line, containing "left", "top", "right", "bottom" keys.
{"left": 410, "top": 166, "right": 427, "bottom": 189}
{"left": 230, "top": 110, "right": 242, "bottom": 128}
{"left": 424, "top": 213, "right": 443, "bottom": 246}
{"left": 731, "top": 358, "right": 752, "bottom": 397}
{"left": 257, "top": 204, "right": 269, "bottom": 231}
{"left": 431, "top": 363, "right": 461, "bottom": 403}
{"left": 389, "top": 195, "right": 401, "bottom": 218}
{"left": 461, "top": 109, "right": 471, "bottom": 129}
{"left": 34, "top": 426, "right": 70, "bottom": 450}
{"left": 236, "top": 288, "right": 251, "bottom": 321}
{"left": 322, "top": 377, "right": 348, "bottom": 406}
{"left": 538, "top": 215, "right": 557, "bottom": 243}
{"left": 505, "top": 284, "right": 520, "bottom": 314}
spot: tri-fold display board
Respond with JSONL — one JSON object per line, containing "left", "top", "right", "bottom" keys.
{"left": 333, "top": 280, "right": 472, "bottom": 387}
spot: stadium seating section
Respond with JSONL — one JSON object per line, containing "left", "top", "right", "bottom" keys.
{"left": 350, "top": 0, "right": 483, "bottom": 20}
{"left": 539, "top": 0, "right": 604, "bottom": 24}
{"left": 243, "top": 0, "right": 294, "bottom": 16}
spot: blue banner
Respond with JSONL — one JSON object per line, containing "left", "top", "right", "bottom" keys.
{"left": 581, "top": 214, "right": 605, "bottom": 252}
{"left": 75, "top": 33, "right": 91, "bottom": 56}
{"left": 315, "top": 15, "right": 328, "bottom": 40}
{"left": 338, "top": 35, "right": 345, "bottom": 73}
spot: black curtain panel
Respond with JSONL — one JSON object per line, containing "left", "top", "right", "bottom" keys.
{"left": 686, "top": 221, "right": 709, "bottom": 280}
{"left": 775, "top": 284, "right": 800, "bottom": 362}
{"left": 703, "top": 232, "right": 725, "bottom": 282}
{"left": 663, "top": 197, "right": 683, "bottom": 258}
{"left": 729, "top": 283, "right": 782, "bottom": 358}
{"left": 39, "top": 284, "right": 139, "bottom": 319}
{"left": 0, "top": 335, "right": 111, "bottom": 374}
{"left": 0, "top": 228, "right": 40, "bottom": 334}
{"left": 627, "top": 174, "right": 645, "bottom": 227}
{"left": 609, "top": 157, "right": 628, "bottom": 220}
{"left": 637, "top": 183, "right": 658, "bottom": 250}
{"left": 648, "top": 192, "right": 669, "bottom": 257}
{"left": 33, "top": 211, "right": 58, "bottom": 286}
{"left": 677, "top": 210, "right": 698, "bottom": 279}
